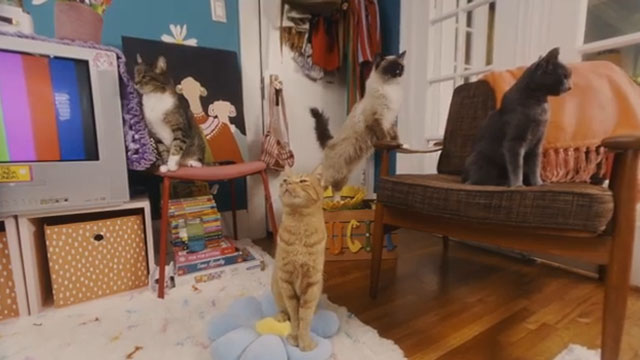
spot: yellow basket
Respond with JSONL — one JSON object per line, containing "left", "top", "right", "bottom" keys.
{"left": 323, "top": 186, "right": 366, "bottom": 211}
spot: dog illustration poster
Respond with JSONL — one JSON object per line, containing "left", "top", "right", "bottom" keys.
{"left": 122, "top": 36, "right": 248, "bottom": 211}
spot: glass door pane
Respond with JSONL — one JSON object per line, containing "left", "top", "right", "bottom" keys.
{"left": 583, "top": 44, "right": 640, "bottom": 85}
{"left": 585, "top": 0, "right": 640, "bottom": 43}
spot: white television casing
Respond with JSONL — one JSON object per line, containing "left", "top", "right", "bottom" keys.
{"left": 0, "top": 35, "right": 129, "bottom": 216}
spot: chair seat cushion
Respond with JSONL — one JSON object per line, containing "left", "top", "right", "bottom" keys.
{"left": 377, "top": 174, "right": 614, "bottom": 233}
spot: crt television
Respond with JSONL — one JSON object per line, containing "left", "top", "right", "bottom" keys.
{"left": 0, "top": 35, "right": 129, "bottom": 216}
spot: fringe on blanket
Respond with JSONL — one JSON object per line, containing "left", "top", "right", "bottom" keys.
{"left": 541, "top": 146, "right": 607, "bottom": 183}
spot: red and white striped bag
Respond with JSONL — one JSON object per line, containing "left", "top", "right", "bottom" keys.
{"left": 261, "top": 77, "right": 295, "bottom": 171}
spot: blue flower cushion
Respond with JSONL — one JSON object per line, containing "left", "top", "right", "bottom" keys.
{"left": 208, "top": 293, "right": 340, "bottom": 360}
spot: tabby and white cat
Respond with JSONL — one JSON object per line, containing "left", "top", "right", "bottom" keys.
{"left": 310, "top": 51, "right": 406, "bottom": 194}
{"left": 272, "top": 167, "right": 326, "bottom": 352}
{"left": 134, "top": 55, "right": 205, "bottom": 172}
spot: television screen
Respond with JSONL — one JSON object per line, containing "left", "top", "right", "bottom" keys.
{"left": 0, "top": 49, "right": 99, "bottom": 163}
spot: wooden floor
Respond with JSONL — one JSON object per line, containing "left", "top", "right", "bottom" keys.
{"left": 258, "top": 230, "right": 640, "bottom": 359}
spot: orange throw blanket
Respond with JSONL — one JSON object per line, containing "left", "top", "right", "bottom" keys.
{"left": 482, "top": 61, "right": 640, "bottom": 182}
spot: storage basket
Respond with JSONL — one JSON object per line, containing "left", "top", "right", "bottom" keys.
{"left": 44, "top": 215, "right": 148, "bottom": 307}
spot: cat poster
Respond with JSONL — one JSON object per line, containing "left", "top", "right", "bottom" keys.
{"left": 122, "top": 36, "right": 248, "bottom": 211}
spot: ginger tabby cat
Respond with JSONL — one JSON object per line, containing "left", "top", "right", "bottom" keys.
{"left": 272, "top": 167, "right": 326, "bottom": 351}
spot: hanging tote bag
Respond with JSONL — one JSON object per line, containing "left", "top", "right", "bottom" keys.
{"left": 261, "top": 76, "right": 295, "bottom": 171}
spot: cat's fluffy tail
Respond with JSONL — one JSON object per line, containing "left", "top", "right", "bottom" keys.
{"left": 310, "top": 107, "right": 333, "bottom": 149}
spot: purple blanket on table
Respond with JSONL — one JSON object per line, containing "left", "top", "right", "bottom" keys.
{"left": 0, "top": 30, "right": 156, "bottom": 171}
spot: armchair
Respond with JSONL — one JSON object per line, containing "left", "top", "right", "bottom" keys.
{"left": 370, "top": 81, "right": 639, "bottom": 360}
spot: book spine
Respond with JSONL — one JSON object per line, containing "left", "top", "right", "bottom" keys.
{"left": 169, "top": 205, "right": 217, "bottom": 215}
{"left": 169, "top": 198, "right": 216, "bottom": 207}
{"left": 174, "top": 245, "right": 236, "bottom": 265}
{"left": 176, "top": 252, "right": 254, "bottom": 275}
{"left": 174, "top": 258, "right": 263, "bottom": 287}
{"left": 169, "top": 202, "right": 217, "bottom": 211}
{"left": 169, "top": 195, "right": 215, "bottom": 204}
{"left": 169, "top": 208, "right": 219, "bottom": 216}
{"left": 169, "top": 195, "right": 215, "bottom": 203}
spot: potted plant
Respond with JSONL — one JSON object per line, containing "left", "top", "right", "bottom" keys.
{"left": 54, "top": 0, "right": 111, "bottom": 43}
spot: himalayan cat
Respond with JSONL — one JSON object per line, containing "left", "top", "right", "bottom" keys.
{"left": 310, "top": 51, "right": 406, "bottom": 195}
{"left": 134, "top": 55, "right": 205, "bottom": 172}
{"left": 272, "top": 167, "right": 326, "bottom": 352}
{"left": 462, "top": 47, "right": 572, "bottom": 187}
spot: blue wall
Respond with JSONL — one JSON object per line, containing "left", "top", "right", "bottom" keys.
{"left": 23, "top": 0, "right": 241, "bottom": 215}
{"left": 24, "top": 0, "right": 240, "bottom": 52}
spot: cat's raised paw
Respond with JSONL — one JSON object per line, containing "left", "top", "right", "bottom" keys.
{"left": 187, "top": 160, "right": 203, "bottom": 168}
{"left": 159, "top": 165, "right": 169, "bottom": 173}
{"left": 167, "top": 162, "right": 179, "bottom": 171}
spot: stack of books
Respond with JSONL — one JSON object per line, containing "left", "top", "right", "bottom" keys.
{"left": 173, "top": 242, "right": 264, "bottom": 286}
{"left": 169, "top": 195, "right": 223, "bottom": 249}
{"left": 168, "top": 195, "right": 263, "bottom": 286}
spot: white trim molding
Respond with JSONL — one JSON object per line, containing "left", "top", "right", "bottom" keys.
{"left": 428, "top": 66, "right": 493, "bottom": 84}
{"left": 237, "top": 0, "right": 267, "bottom": 238}
{"left": 430, "top": 0, "right": 495, "bottom": 24}
{"left": 398, "top": 0, "right": 433, "bottom": 174}
{"left": 578, "top": 31, "right": 640, "bottom": 55}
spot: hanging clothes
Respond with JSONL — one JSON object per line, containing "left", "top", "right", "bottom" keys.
{"left": 356, "top": 0, "right": 381, "bottom": 64}
{"left": 311, "top": 14, "right": 341, "bottom": 72}
{"left": 281, "top": 4, "right": 325, "bottom": 80}
{"left": 281, "top": 5, "right": 311, "bottom": 55}
{"left": 293, "top": 30, "right": 325, "bottom": 81}
{"left": 346, "top": 0, "right": 381, "bottom": 111}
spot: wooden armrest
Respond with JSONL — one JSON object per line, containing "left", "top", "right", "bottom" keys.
{"left": 374, "top": 140, "right": 444, "bottom": 154}
{"left": 374, "top": 140, "right": 404, "bottom": 150}
{"left": 602, "top": 134, "right": 640, "bottom": 151}
{"left": 398, "top": 145, "right": 443, "bottom": 154}
{"left": 374, "top": 139, "right": 444, "bottom": 178}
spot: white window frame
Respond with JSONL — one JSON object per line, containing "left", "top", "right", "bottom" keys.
{"left": 425, "top": 0, "right": 496, "bottom": 139}
{"left": 577, "top": 1, "right": 640, "bottom": 59}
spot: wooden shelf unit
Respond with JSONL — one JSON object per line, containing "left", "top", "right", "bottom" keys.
{"left": 17, "top": 197, "right": 154, "bottom": 314}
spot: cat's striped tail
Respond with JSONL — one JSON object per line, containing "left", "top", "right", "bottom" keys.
{"left": 310, "top": 107, "right": 333, "bottom": 149}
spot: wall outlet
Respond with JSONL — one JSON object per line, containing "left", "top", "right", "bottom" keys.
{"left": 211, "top": 0, "right": 227, "bottom": 23}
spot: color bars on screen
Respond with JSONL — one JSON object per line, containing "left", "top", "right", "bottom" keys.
{"left": 0, "top": 50, "right": 98, "bottom": 162}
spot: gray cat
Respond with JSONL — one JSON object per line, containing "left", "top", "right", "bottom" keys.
{"left": 134, "top": 55, "right": 205, "bottom": 173}
{"left": 462, "top": 47, "right": 572, "bottom": 187}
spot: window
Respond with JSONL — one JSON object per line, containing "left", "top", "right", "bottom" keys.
{"left": 580, "top": 0, "right": 640, "bottom": 85}
{"left": 426, "top": 0, "right": 496, "bottom": 138}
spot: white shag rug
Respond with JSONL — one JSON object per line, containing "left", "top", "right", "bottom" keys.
{"left": 0, "top": 239, "right": 405, "bottom": 360}
{"left": 553, "top": 344, "right": 600, "bottom": 360}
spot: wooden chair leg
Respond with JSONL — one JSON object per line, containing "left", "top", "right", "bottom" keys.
{"left": 602, "top": 231, "right": 634, "bottom": 360}
{"left": 598, "top": 265, "right": 607, "bottom": 281}
{"left": 602, "top": 150, "right": 638, "bottom": 360}
{"left": 230, "top": 179, "right": 238, "bottom": 240}
{"left": 260, "top": 170, "right": 278, "bottom": 242}
{"left": 370, "top": 202, "right": 385, "bottom": 299}
{"left": 158, "top": 176, "right": 171, "bottom": 299}
{"left": 442, "top": 235, "right": 450, "bottom": 254}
